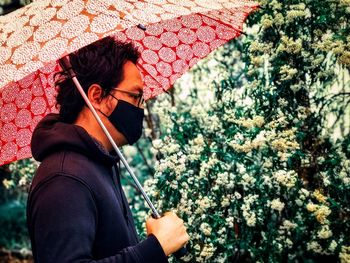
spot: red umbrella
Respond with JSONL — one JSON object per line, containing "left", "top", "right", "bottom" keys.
{"left": 0, "top": 0, "right": 259, "bottom": 164}
{"left": 0, "top": 1, "right": 259, "bottom": 258}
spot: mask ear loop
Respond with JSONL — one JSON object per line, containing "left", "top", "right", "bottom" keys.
{"left": 99, "top": 93, "right": 119, "bottom": 118}
{"left": 98, "top": 109, "right": 108, "bottom": 118}
{"left": 108, "top": 92, "right": 120, "bottom": 102}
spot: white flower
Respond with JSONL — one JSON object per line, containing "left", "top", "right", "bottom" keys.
{"left": 144, "top": 128, "right": 152, "bottom": 138}
{"left": 190, "top": 105, "right": 207, "bottom": 119}
{"left": 286, "top": 238, "right": 293, "bottom": 248}
{"left": 261, "top": 14, "right": 273, "bottom": 29}
{"left": 18, "top": 176, "right": 27, "bottom": 186}
{"left": 339, "top": 245, "right": 350, "bottom": 263}
{"left": 262, "top": 175, "right": 273, "bottom": 188}
{"left": 234, "top": 192, "right": 242, "bottom": 199}
{"left": 195, "top": 196, "right": 213, "bottom": 213}
{"left": 286, "top": 9, "right": 311, "bottom": 22}
{"left": 199, "top": 243, "right": 216, "bottom": 260}
{"left": 225, "top": 217, "right": 234, "bottom": 227}
{"left": 315, "top": 205, "right": 332, "bottom": 224}
{"left": 164, "top": 142, "right": 180, "bottom": 154}
{"left": 236, "top": 163, "right": 246, "bottom": 174}
{"left": 241, "top": 174, "right": 257, "bottom": 189}
{"left": 170, "top": 180, "right": 178, "bottom": 190}
{"left": 317, "top": 225, "right": 332, "bottom": 239}
{"left": 252, "top": 130, "right": 268, "bottom": 147}
{"left": 216, "top": 172, "right": 229, "bottom": 186}
{"left": 306, "top": 202, "right": 317, "bottom": 212}
{"left": 273, "top": 170, "right": 297, "bottom": 188}
{"left": 295, "top": 199, "right": 303, "bottom": 206}
{"left": 276, "top": 36, "right": 303, "bottom": 54}
{"left": 242, "top": 194, "right": 259, "bottom": 227}
{"left": 123, "top": 145, "right": 137, "bottom": 157}
{"left": 263, "top": 159, "right": 273, "bottom": 168}
{"left": 221, "top": 197, "right": 230, "bottom": 207}
{"left": 234, "top": 133, "right": 244, "bottom": 142}
{"left": 281, "top": 220, "right": 297, "bottom": 230}
{"left": 233, "top": 116, "right": 265, "bottom": 128}
{"left": 200, "top": 223, "right": 212, "bottom": 236}
{"left": 278, "top": 98, "right": 288, "bottom": 107}
{"left": 299, "top": 188, "right": 310, "bottom": 198}
{"left": 152, "top": 139, "right": 163, "bottom": 149}
{"left": 307, "top": 241, "right": 323, "bottom": 253}
{"left": 329, "top": 240, "right": 337, "bottom": 252}
{"left": 280, "top": 65, "right": 298, "bottom": 81}
{"left": 217, "top": 227, "right": 226, "bottom": 235}
{"left": 2, "top": 179, "right": 14, "bottom": 189}
{"left": 244, "top": 212, "right": 257, "bottom": 227}
{"left": 205, "top": 115, "right": 222, "bottom": 132}
{"left": 270, "top": 198, "right": 285, "bottom": 212}
{"left": 188, "top": 134, "right": 206, "bottom": 160}
{"left": 194, "top": 244, "right": 201, "bottom": 251}
{"left": 323, "top": 176, "right": 331, "bottom": 187}
{"left": 193, "top": 134, "right": 204, "bottom": 146}
{"left": 339, "top": 170, "right": 347, "bottom": 179}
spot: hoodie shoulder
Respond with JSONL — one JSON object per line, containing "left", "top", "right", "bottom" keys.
{"left": 31, "top": 113, "right": 115, "bottom": 165}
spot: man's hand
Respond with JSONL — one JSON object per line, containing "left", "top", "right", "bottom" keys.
{"left": 146, "top": 211, "right": 189, "bottom": 256}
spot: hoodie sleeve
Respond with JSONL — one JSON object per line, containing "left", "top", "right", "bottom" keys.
{"left": 27, "top": 175, "right": 168, "bottom": 263}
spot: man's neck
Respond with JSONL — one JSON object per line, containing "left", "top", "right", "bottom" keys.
{"left": 74, "top": 109, "right": 125, "bottom": 151}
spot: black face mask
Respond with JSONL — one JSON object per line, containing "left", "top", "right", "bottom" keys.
{"left": 106, "top": 99, "right": 144, "bottom": 145}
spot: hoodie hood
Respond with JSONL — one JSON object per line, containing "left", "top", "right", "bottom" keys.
{"left": 31, "top": 113, "right": 117, "bottom": 166}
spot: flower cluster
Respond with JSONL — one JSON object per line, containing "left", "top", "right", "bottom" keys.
{"left": 2, "top": 159, "right": 38, "bottom": 190}
{"left": 130, "top": 0, "right": 350, "bottom": 262}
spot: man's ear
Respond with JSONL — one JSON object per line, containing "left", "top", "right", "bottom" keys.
{"left": 87, "top": 84, "right": 104, "bottom": 110}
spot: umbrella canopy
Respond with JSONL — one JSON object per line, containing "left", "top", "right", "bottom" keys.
{"left": 0, "top": 0, "right": 259, "bottom": 165}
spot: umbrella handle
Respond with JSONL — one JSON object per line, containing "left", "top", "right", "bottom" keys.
{"left": 151, "top": 213, "right": 188, "bottom": 259}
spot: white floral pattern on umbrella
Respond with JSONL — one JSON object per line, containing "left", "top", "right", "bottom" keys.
{"left": 0, "top": 0, "right": 259, "bottom": 165}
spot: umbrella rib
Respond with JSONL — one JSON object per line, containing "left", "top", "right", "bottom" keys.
{"left": 93, "top": 6, "right": 147, "bottom": 29}
{"left": 137, "top": 63, "right": 169, "bottom": 99}
{"left": 200, "top": 12, "right": 246, "bottom": 36}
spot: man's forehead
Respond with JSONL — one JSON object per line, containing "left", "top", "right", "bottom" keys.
{"left": 121, "top": 62, "right": 144, "bottom": 89}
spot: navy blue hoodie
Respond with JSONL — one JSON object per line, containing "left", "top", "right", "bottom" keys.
{"left": 27, "top": 113, "right": 168, "bottom": 263}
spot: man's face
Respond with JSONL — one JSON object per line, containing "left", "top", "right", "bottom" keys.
{"left": 109, "top": 61, "right": 144, "bottom": 109}
{"left": 100, "top": 60, "right": 144, "bottom": 146}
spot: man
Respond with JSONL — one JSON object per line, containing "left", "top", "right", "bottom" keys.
{"left": 27, "top": 36, "right": 189, "bottom": 262}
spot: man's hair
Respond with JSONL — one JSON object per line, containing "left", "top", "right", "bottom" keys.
{"left": 55, "top": 36, "right": 140, "bottom": 123}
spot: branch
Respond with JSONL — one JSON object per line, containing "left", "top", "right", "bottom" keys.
{"left": 145, "top": 102, "right": 157, "bottom": 140}
{"left": 135, "top": 142, "right": 154, "bottom": 177}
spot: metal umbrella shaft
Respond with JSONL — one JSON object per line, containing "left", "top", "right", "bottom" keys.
{"left": 59, "top": 56, "right": 161, "bottom": 219}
